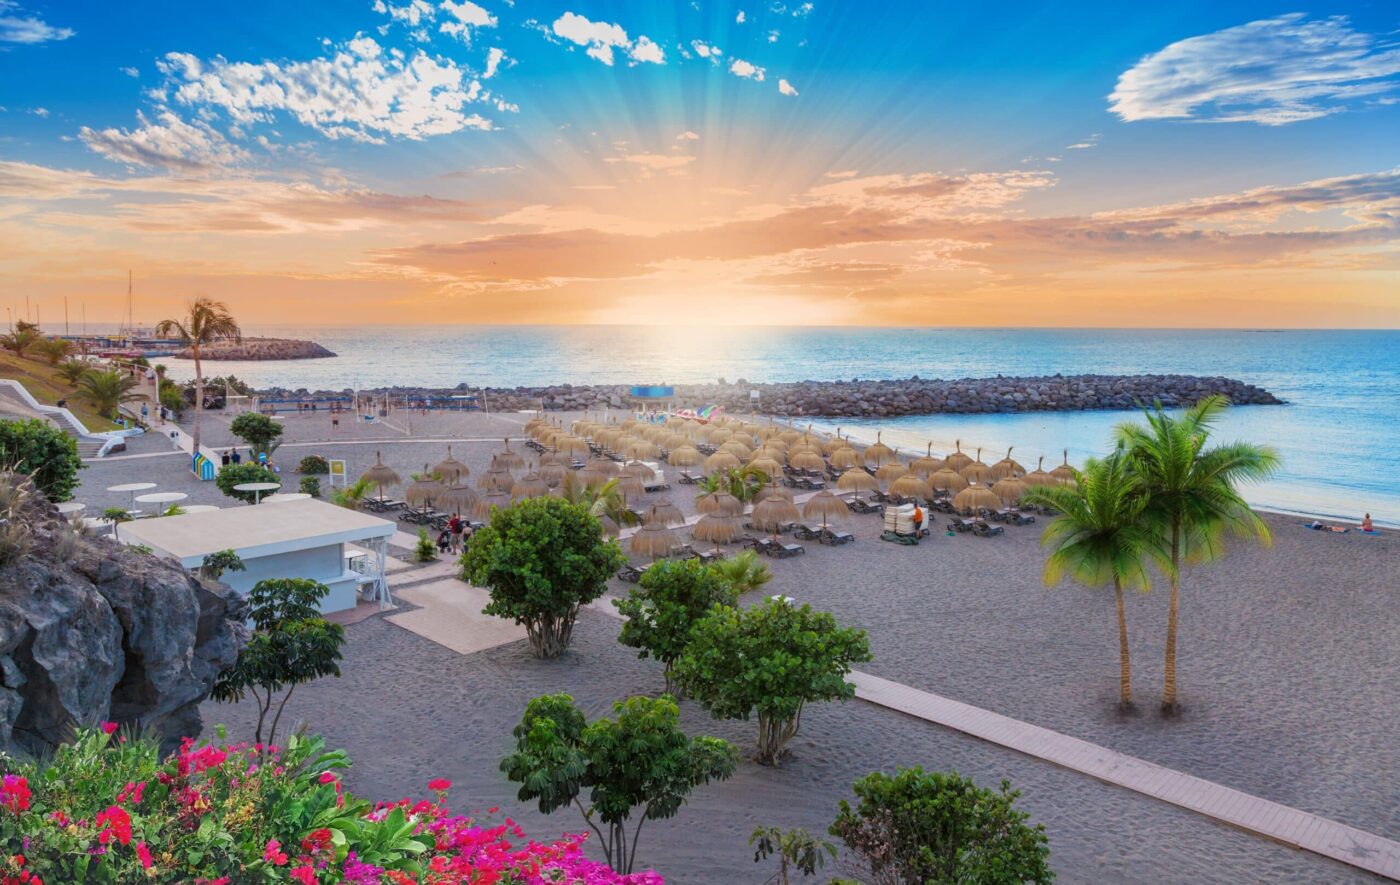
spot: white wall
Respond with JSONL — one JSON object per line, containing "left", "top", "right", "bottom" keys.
{"left": 221, "top": 543, "right": 356, "bottom": 613}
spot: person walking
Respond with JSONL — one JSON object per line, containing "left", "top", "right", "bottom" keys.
{"left": 448, "top": 514, "right": 465, "bottom": 553}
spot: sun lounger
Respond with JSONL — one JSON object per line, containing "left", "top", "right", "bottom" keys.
{"left": 767, "top": 542, "right": 805, "bottom": 559}
{"left": 1004, "top": 511, "right": 1036, "bottom": 527}
{"left": 793, "top": 524, "right": 823, "bottom": 541}
{"left": 971, "top": 521, "right": 1005, "bottom": 537}
{"left": 820, "top": 529, "right": 855, "bottom": 546}
{"left": 616, "top": 564, "right": 645, "bottom": 582}
{"left": 947, "top": 517, "right": 975, "bottom": 533}
{"left": 678, "top": 471, "right": 701, "bottom": 485}
{"left": 744, "top": 537, "right": 779, "bottom": 555}
{"left": 846, "top": 498, "right": 884, "bottom": 515}
{"left": 696, "top": 549, "right": 725, "bottom": 564}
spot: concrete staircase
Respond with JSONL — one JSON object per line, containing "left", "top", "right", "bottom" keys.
{"left": 0, "top": 379, "right": 141, "bottom": 458}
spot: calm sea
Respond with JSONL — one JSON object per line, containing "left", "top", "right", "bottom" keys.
{"left": 152, "top": 327, "right": 1399, "bottom": 527}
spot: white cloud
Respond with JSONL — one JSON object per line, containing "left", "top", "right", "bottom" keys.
{"left": 121, "top": 66, "right": 140, "bottom": 78}
{"left": 729, "top": 58, "right": 765, "bottom": 81}
{"left": 1111, "top": 14, "right": 1400, "bottom": 125}
{"left": 767, "top": 30, "right": 779, "bottom": 43}
{"left": 778, "top": 78, "right": 798, "bottom": 96}
{"left": 27, "top": 106, "right": 48, "bottom": 117}
{"left": 736, "top": 10, "right": 746, "bottom": 23}
{"left": 0, "top": 1, "right": 73, "bottom": 44}
{"left": 439, "top": 0, "right": 497, "bottom": 41}
{"left": 691, "top": 40, "right": 721, "bottom": 61}
{"left": 551, "top": 11, "right": 661, "bottom": 67}
{"left": 159, "top": 37, "right": 495, "bottom": 143}
{"left": 484, "top": 47, "right": 506, "bottom": 78}
{"left": 79, "top": 109, "right": 249, "bottom": 172}
{"left": 372, "top": 0, "right": 435, "bottom": 26}
{"left": 824, "top": 169, "right": 858, "bottom": 179}
{"left": 675, "top": 130, "right": 699, "bottom": 141}
{"left": 792, "top": 2, "right": 813, "bottom": 17}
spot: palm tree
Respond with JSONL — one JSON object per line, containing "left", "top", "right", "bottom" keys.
{"left": 697, "top": 465, "right": 768, "bottom": 506}
{"left": 557, "top": 471, "right": 640, "bottom": 530}
{"left": 0, "top": 328, "right": 38, "bottom": 357}
{"left": 1024, "top": 450, "right": 1166, "bottom": 710}
{"left": 707, "top": 549, "right": 773, "bottom": 595}
{"left": 55, "top": 360, "right": 90, "bottom": 385}
{"left": 31, "top": 337, "right": 71, "bottom": 366}
{"left": 154, "top": 298, "right": 241, "bottom": 453}
{"left": 1115, "top": 395, "right": 1280, "bottom": 714}
{"left": 78, "top": 370, "right": 142, "bottom": 419}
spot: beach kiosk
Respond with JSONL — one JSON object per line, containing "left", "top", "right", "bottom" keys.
{"left": 119, "top": 499, "right": 397, "bottom": 613}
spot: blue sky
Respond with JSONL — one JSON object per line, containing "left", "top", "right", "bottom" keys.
{"left": 1, "top": 1, "right": 1398, "bottom": 326}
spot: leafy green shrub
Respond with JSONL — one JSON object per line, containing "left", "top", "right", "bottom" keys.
{"left": 211, "top": 578, "right": 344, "bottom": 744}
{"left": 199, "top": 548, "right": 246, "bottom": 581}
{"left": 502, "top": 693, "right": 737, "bottom": 873}
{"left": 158, "top": 383, "right": 185, "bottom": 418}
{"left": 831, "top": 768, "right": 1053, "bottom": 884}
{"left": 750, "top": 825, "right": 838, "bottom": 884}
{"left": 229, "top": 412, "right": 284, "bottom": 455}
{"left": 215, "top": 462, "right": 280, "bottom": 503}
{"left": 615, "top": 558, "right": 739, "bottom": 693}
{"left": 0, "top": 728, "right": 656, "bottom": 884}
{"left": 298, "top": 454, "right": 330, "bottom": 474}
{"left": 673, "top": 598, "right": 872, "bottom": 766}
{"left": 0, "top": 417, "right": 83, "bottom": 501}
{"left": 415, "top": 527, "right": 438, "bottom": 562}
{"left": 299, "top": 475, "right": 322, "bottom": 497}
{"left": 461, "top": 497, "right": 627, "bottom": 658}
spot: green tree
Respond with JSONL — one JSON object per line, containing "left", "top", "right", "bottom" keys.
{"left": 298, "top": 454, "right": 329, "bottom": 474}
{"left": 159, "top": 383, "right": 186, "bottom": 418}
{"left": 1115, "top": 395, "right": 1279, "bottom": 714}
{"left": 673, "top": 598, "right": 872, "bottom": 766}
{"left": 211, "top": 577, "right": 345, "bottom": 745}
{"left": 501, "top": 693, "right": 738, "bottom": 873}
{"left": 697, "top": 464, "right": 768, "bottom": 505}
{"left": 30, "top": 337, "right": 71, "bottom": 366}
{"left": 76, "top": 369, "right": 142, "bottom": 419}
{"left": 749, "top": 826, "right": 838, "bottom": 884}
{"left": 615, "top": 558, "right": 740, "bottom": 693}
{"left": 331, "top": 476, "right": 372, "bottom": 510}
{"left": 55, "top": 359, "right": 90, "bottom": 385}
{"left": 215, "top": 462, "right": 280, "bottom": 504}
{"left": 706, "top": 549, "right": 773, "bottom": 594}
{"left": 199, "top": 548, "right": 246, "bottom": 582}
{"left": 1023, "top": 450, "right": 1167, "bottom": 710}
{"left": 299, "top": 476, "right": 321, "bottom": 498}
{"left": 102, "top": 506, "right": 132, "bottom": 540}
{"left": 0, "top": 328, "right": 39, "bottom": 357}
{"left": 831, "top": 768, "right": 1053, "bottom": 884}
{"left": 229, "top": 411, "right": 284, "bottom": 457}
{"left": 154, "top": 298, "right": 241, "bottom": 454}
{"left": 414, "top": 527, "right": 438, "bottom": 562}
{"left": 0, "top": 417, "right": 83, "bottom": 501}
{"left": 461, "top": 496, "right": 626, "bottom": 658}
{"left": 556, "top": 471, "right": 640, "bottom": 531}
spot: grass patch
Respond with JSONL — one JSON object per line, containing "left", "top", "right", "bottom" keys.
{"left": 0, "top": 352, "right": 122, "bottom": 432}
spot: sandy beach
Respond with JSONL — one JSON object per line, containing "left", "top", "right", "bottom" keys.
{"left": 72, "top": 407, "right": 1398, "bottom": 882}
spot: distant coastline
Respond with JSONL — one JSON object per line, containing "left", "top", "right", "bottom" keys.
{"left": 179, "top": 337, "right": 335, "bottom": 361}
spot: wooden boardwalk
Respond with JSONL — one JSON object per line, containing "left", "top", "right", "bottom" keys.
{"left": 851, "top": 671, "right": 1400, "bottom": 881}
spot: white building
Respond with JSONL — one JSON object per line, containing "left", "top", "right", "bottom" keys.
{"left": 120, "top": 499, "right": 396, "bottom": 614}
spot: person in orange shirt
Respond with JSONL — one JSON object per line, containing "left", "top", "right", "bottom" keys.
{"left": 912, "top": 504, "right": 925, "bottom": 535}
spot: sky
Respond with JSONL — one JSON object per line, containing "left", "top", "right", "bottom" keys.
{"left": 0, "top": 0, "right": 1398, "bottom": 328}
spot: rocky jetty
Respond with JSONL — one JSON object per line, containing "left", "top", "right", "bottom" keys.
{"left": 268, "top": 373, "right": 1283, "bottom": 418}
{"left": 0, "top": 476, "right": 248, "bottom": 755}
{"left": 181, "top": 337, "right": 335, "bottom": 360}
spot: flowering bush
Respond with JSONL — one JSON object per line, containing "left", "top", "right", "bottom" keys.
{"left": 0, "top": 726, "right": 663, "bottom": 884}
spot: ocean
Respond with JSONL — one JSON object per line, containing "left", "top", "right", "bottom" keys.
{"left": 152, "top": 326, "right": 1400, "bottom": 527}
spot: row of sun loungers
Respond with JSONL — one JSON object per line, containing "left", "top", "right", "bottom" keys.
{"left": 947, "top": 517, "right": 1005, "bottom": 537}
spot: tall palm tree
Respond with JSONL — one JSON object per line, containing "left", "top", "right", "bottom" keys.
{"left": 154, "top": 298, "right": 241, "bottom": 453}
{"left": 1024, "top": 450, "right": 1167, "bottom": 710}
{"left": 1115, "top": 395, "right": 1280, "bottom": 714}
{"left": 77, "top": 369, "right": 142, "bottom": 419}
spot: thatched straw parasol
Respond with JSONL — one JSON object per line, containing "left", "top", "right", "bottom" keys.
{"left": 405, "top": 464, "right": 445, "bottom": 510}
{"left": 990, "top": 447, "right": 1027, "bottom": 480}
{"left": 704, "top": 451, "right": 740, "bottom": 474}
{"left": 556, "top": 436, "right": 590, "bottom": 457}
{"left": 616, "top": 474, "right": 645, "bottom": 501}
{"left": 1023, "top": 456, "right": 1055, "bottom": 487}
{"left": 720, "top": 440, "right": 753, "bottom": 459}
{"left": 644, "top": 499, "right": 685, "bottom": 527}
{"left": 959, "top": 448, "right": 994, "bottom": 484}
{"left": 836, "top": 468, "right": 880, "bottom": 501}
{"left": 539, "top": 463, "right": 568, "bottom": 488}
{"left": 511, "top": 471, "right": 549, "bottom": 500}
{"left": 751, "top": 491, "right": 801, "bottom": 539}
{"left": 954, "top": 485, "right": 1002, "bottom": 514}
{"left": 861, "top": 432, "right": 896, "bottom": 468}
{"left": 692, "top": 512, "right": 741, "bottom": 554}
{"left": 575, "top": 466, "right": 606, "bottom": 489}
{"left": 821, "top": 430, "right": 849, "bottom": 456}
{"left": 432, "top": 446, "right": 470, "bottom": 484}
{"left": 472, "top": 489, "right": 510, "bottom": 522}
{"left": 495, "top": 438, "right": 526, "bottom": 471}
{"left": 668, "top": 445, "right": 703, "bottom": 467}
{"left": 943, "top": 440, "right": 973, "bottom": 472}
{"left": 991, "top": 474, "right": 1029, "bottom": 506}
{"left": 789, "top": 450, "right": 825, "bottom": 473}
{"left": 361, "top": 451, "right": 402, "bottom": 501}
{"left": 587, "top": 456, "right": 620, "bottom": 477}
{"left": 929, "top": 467, "right": 970, "bottom": 494}
{"left": 623, "top": 440, "right": 659, "bottom": 461}
{"left": 630, "top": 522, "right": 681, "bottom": 561}
{"left": 748, "top": 456, "right": 783, "bottom": 480}
{"left": 439, "top": 482, "right": 478, "bottom": 517}
{"left": 875, "top": 460, "right": 909, "bottom": 485}
{"left": 622, "top": 460, "right": 656, "bottom": 481}
{"left": 478, "top": 465, "right": 514, "bottom": 492}
{"left": 697, "top": 490, "right": 744, "bottom": 517}
{"left": 890, "top": 473, "right": 933, "bottom": 501}
{"left": 802, "top": 490, "right": 847, "bottom": 529}
{"left": 1050, "top": 450, "right": 1077, "bottom": 486}
{"left": 828, "top": 443, "right": 860, "bottom": 470}
{"left": 911, "top": 443, "right": 945, "bottom": 477}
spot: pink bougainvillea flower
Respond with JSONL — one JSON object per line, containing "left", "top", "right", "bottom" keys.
{"left": 428, "top": 778, "right": 452, "bottom": 792}
{"left": 1, "top": 775, "right": 30, "bottom": 814}
{"left": 136, "top": 841, "right": 154, "bottom": 869}
{"left": 95, "top": 805, "right": 132, "bottom": 846}
{"left": 262, "top": 839, "right": 288, "bottom": 866}
{"left": 100, "top": 722, "right": 118, "bottom": 735}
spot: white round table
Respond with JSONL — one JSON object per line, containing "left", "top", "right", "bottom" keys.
{"left": 54, "top": 502, "right": 86, "bottom": 515}
{"left": 107, "top": 482, "right": 157, "bottom": 511}
{"left": 233, "top": 482, "right": 281, "bottom": 504}
{"left": 264, "top": 492, "right": 311, "bottom": 504}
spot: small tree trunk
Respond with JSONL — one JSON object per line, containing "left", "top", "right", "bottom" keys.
{"left": 755, "top": 713, "right": 796, "bottom": 766}
{"left": 1162, "top": 523, "right": 1181, "bottom": 715}
{"left": 1114, "top": 577, "right": 1132, "bottom": 710}
{"left": 525, "top": 608, "right": 579, "bottom": 658}
{"left": 192, "top": 343, "right": 204, "bottom": 455}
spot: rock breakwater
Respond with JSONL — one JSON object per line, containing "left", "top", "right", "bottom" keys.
{"left": 269, "top": 373, "right": 1284, "bottom": 418}
{"left": 181, "top": 337, "right": 335, "bottom": 361}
